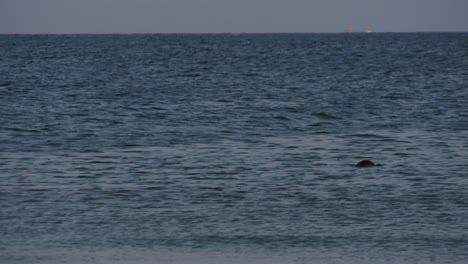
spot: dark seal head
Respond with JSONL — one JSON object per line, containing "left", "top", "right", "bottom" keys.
{"left": 355, "top": 160, "right": 375, "bottom": 167}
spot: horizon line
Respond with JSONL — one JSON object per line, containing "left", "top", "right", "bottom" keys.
{"left": 1, "top": 31, "right": 467, "bottom": 35}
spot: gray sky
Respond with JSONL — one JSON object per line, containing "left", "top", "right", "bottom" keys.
{"left": 1, "top": 0, "right": 467, "bottom": 33}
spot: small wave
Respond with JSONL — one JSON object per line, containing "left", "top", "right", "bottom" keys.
{"left": 170, "top": 73, "right": 201, "bottom": 78}
{"left": 283, "top": 106, "right": 302, "bottom": 113}
{"left": 346, "top": 133, "right": 390, "bottom": 139}
{"left": 20, "top": 199, "right": 41, "bottom": 204}
{"left": 149, "top": 106, "right": 167, "bottom": 111}
{"left": 76, "top": 175, "right": 98, "bottom": 179}
{"left": 197, "top": 186, "right": 224, "bottom": 191}
{"left": 144, "top": 186, "right": 166, "bottom": 190}
{"left": 312, "top": 112, "right": 341, "bottom": 120}
{"left": 273, "top": 115, "right": 290, "bottom": 121}
{"left": 221, "top": 130, "right": 237, "bottom": 134}
{"left": 394, "top": 152, "right": 413, "bottom": 157}
{"left": 4, "top": 127, "right": 42, "bottom": 133}
{"left": 88, "top": 160, "right": 119, "bottom": 164}
{"left": 187, "top": 176, "right": 237, "bottom": 181}
{"left": 308, "top": 122, "right": 333, "bottom": 127}
{"left": 106, "top": 189, "right": 135, "bottom": 197}
{"left": 24, "top": 188, "right": 56, "bottom": 192}
{"left": 0, "top": 81, "right": 13, "bottom": 87}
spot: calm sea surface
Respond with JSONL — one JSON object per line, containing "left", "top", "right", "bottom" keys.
{"left": 1, "top": 33, "right": 468, "bottom": 264}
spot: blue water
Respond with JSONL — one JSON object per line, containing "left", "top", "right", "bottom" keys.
{"left": 1, "top": 33, "right": 468, "bottom": 264}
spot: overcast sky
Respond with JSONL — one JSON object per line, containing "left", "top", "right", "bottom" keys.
{"left": 1, "top": 0, "right": 467, "bottom": 33}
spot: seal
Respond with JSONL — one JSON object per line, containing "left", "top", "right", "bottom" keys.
{"left": 355, "top": 160, "right": 376, "bottom": 167}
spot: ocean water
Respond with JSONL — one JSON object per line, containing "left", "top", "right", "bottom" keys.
{"left": 1, "top": 33, "right": 468, "bottom": 264}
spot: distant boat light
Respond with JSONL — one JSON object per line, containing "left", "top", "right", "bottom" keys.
{"left": 364, "top": 25, "right": 373, "bottom": 33}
